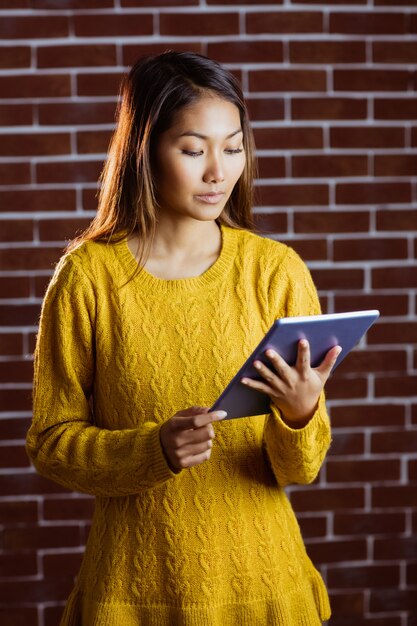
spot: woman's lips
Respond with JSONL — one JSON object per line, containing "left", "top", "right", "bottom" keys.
{"left": 194, "top": 193, "right": 225, "bottom": 204}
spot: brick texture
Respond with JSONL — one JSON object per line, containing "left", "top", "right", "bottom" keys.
{"left": 0, "top": 1, "right": 416, "bottom": 625}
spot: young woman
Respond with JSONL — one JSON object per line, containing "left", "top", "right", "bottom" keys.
{"left": 27, "top": 51, "right": 340, "bottom": 626}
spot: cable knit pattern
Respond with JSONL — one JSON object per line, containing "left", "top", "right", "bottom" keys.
{"left": 27, "top": 225, "right": 331, "bottom": 626}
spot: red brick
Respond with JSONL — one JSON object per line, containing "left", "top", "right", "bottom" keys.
{"left": 370, "top": 589, "right": 417, "bottom": 612}
{"left": 329, "top": 432, "right": 365, "bottom": 456}
{"left": 0, "top": 500, "right": 38, "bottom": 525}
{"left": 122, "top": 41, "right": 203, "bottom": 67}
{"left": 0, "top": 607, "right": 38, "bottom": 626}
{"left": 0, "top": 335, "right": 24, "bottom": 357}
{"left": 0, "top": 388, "right": 32, "bottom": 412}
{"left": 0, "top": 247, "right": 63, "bottom": 271}
{"left": 307, "top": 539, "right": 367, "bottom": 564}
{"left": 36, "top": 160, "right": 102, "bottom": 184}
{"left": 122, "top": 0, "right": 196, "bottom": 5}
{"left": 334, "top": 511, "right": 405, "bottom": 536}
{"left": 256, "top": 184, "right": 328, "bottom": 207}
{"left": 35, "top": 275, "right": 54, "bottom": 298}
{"left": 279, "top": 238, "right": 328, "bottom": 262}
{"left": 42, "top": 551, "right": 84, "bottom": 577}
{"left": 373, "top": 485, "right": 417, "bottom": 508}
{"left": 207, "top": 0, "right": 278, "bottom": 4}
{"left": 325, "top": 375, "right": 368, "bottom": 400}
{"left": 292, "top": 154, "right": 367, "bottom": 178}
{"left": 0, "top": 277, "right": 30, "bottom": 299}
{"left": 374, "top": 536, "right": 417, "bottom": 560}
{"left": 410, "top": 459, "right": 417, "bottom": 481}
{"left": 375, "top": 375, "right": 417, "bottom": 397}
{"left": 0, "top": 359, "right": 32, "bottom": 383}
{"left": 0, "top": 417, "right": 32, "bottom": 440}
{"left": 330, "top": 12, "right": 405, "bottom": 34}
{"left": 77, "top": 72, "right": 123, "bottom": 97}
{"left": 0, "top": 104, "right": 32, "bottom": 126}
{"left": 334, "top": 237, "right": 408, "bottom": 262}
{"left": 330, "top": 403, "right": 405, "bottom": 428}
{"left": 0, "top": 219, "right": 32, "bottom": 242}
{"left": 334, "top": 69, "right": 409, "bottom": 92}
{"left": 77, "top": 130, "right": 113, "bottom": 154}
{"left": 334, "top": 294, "right": 408, "bottom": 317}
{"left": 327, "top": 592, "right": 364, "bottom": 618}
{"left": 246, "top": 11, "right": 323, "bottom": 34}
{"left": 74, "top": 13, "right": 153, "bottom": 37}
{"left": 208, "top": 41, "right": 283, "bottom": 64}
{"left": 327, "top": 459, "right": 400, "bottom": 483}
{"left": 0, "top": 304, "right": 41, "bottom": 326}
{"left": 376, "top": 208, "right": 417, "bottom": 231}
{"left": 372, "top": 429, "right": 417, "bottom": 454}
{"left": 0, "top": 578, "right": 73, "bottom": 604}
{"left": 0, "top": 552, "right": 37, "bottom": 577}
{"left": 160, "top": 12, "right": 239, "bottom": 36}
{"left": 328, "top": 564, "right": 400, "bottom": 589}
{"left": 0, "top": 74, "right": 70, "bottom": 99}
{"left": 375, "top": 154, "right": 417, "bottom": 177}
{"left": 43, "top": 497, "right": 94, "bottom": 521}
{"left": 297, "top": 514, "right": 327, "bottom": 539}
{"left": 336, "top": 182, "right": 411, "bottom": 205}
{"left": 373, "top": 40, "right": 417, "bottom": 63}
{"left": 0, "top": 162, "right": 31, "bottom": 186}
{"left": 39, "top": 217, "right": 91, "bottom": 242}
{"left": 0, "top": 133, "right": 71, "bottom": 157}
{"left": 39, "top": 102, "right": 116, "bottom": 126}
{"left": 372, "top": 267, "right": 417, "bottom": 289}
{"left": 331, "top": 126, "right": 404, "bottom": 148}
{"left": 311, "top": 268, "right": 364, "bottom": 290}
{"left": 36, "top": 0, "right": 113, "bottom": 6}
{"left": 249, "top": 69, "right": 326, "bottom": 92}
{"left": 3, "top": 525, "right": 81, "bottom": 550}
{"left": 246, "top": 97, "right": 285, "bottom": 122}
{"left": 0, "top": 473, "right": 70, "bottom": 496}
{"left": 407, "top": 561, "right": 417, "bottom": 585}
{"left": 368, "top": 321, "right": 417, "bottom": 344}
{"left": 254, "top": 212, "right": 288, "bottom": 234}
{"left": 375, "top": 98, "right": 417, "bottom": 120}
{"left": 0, "top": 15, "right": 68, "bottom": 38}
{"left": 291, "top": 487, "right": 365, "bottom": 512}
{"left": 336, "top": 349, "right": 406, "bottom": 374}
{"left": 82, "top": 188, "right": 99, "bottom": 212}
{"left": 0, "top": 190, "right": 75, "bottom": 213}
{"left": 37, "top": 45, "right": 117, "bottom": 68}
{"left": 254, "top": 127, "right": 323, "bottom": 150}
{"left": 290, "top": 40, "right": 366, "bottom": 63}
{"left": 294, "top": 210, "right": 369, "bottom": 233}
{"left": 292, "top": 97, "right": 367, "bottom": 120}
{"left": 0, "top": 46, "right": 31, "bottom": 69}
{"left": 257, "top": 156, "right": 286, "bottom": 179}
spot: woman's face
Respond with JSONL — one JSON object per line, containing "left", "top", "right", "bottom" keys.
{"left": 152, "top": 94, "right": 246, "bottom": 223}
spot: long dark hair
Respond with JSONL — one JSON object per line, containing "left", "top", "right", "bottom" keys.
{"left": 68, "top": 51, "right": 257, "bottom": 264}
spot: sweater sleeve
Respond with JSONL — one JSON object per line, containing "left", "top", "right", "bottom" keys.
{"left": 26, "top": 253, "right": 177, "bottom": 497}
{"left": 262, "top": 247, "right": 331, "bottom": 487}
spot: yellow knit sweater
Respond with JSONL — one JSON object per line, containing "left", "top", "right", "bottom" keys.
{"left": 27, "top": 224, "right": 331, "bottom": 626}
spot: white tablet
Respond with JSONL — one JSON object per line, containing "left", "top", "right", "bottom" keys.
{"left": 210, "top": 310, "right": 380, "bottom": 419}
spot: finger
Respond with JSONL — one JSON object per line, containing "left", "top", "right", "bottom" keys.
{"left": 176, "top": 438, "right": 213, "bottom": 460}
{"left": 316, "top": 345, "right": 342, "bottom": 380}
{"left": 171, "top": 409, "right": 227, "bottom": 431}
{"left": 241, "top": 376, "right": 277, "bottom": 397}
{"left": 265, "top": 349, "right": 290, "bottom": 383}
{"left": 178, "top": 448, "right": 212, "bottom": 469}
{"left": 253, "top": 360, "right": 279, "bottom": 386}
{"left": 296, "top": 339, "right": 311, "bottom": 375}
{"left": 175, "top": 423, "right": 215, "bottom": 448}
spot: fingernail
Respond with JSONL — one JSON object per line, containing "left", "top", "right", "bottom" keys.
{"left": 214, "top": 411, "right": 227, "bottom": 419}
{"left": 241, "top": 378, "right": 249, "bottom": 385}
{"left": 266, "top": 349, "right": 277, "bottom": 358}
{"left": 253, "top": 361, "right": 262, "bottom": 369}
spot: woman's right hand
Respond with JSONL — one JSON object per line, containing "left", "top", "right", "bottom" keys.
{"left": 159, "top": 406, "right": 227, "bottom": 472}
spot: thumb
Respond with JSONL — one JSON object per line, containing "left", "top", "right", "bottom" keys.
{"left": 316, "top": 345, "right": 342, "bottom": 380}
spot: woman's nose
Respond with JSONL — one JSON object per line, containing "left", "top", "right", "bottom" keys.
{"left": 203, "top": 157, "right": 225, "bottom": 184}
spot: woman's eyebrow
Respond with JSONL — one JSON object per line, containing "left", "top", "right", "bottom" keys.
{"left": 177, "top": 129, "right": 243, "bottom": 140}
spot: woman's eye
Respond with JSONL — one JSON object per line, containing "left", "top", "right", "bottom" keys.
{"left": 225, "top": 148, "right": 244, "bottom": 155}
{"left": 182, "top": 150, "right": 203, "bottom": 157}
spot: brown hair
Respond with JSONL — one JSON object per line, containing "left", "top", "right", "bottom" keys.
{"left": 68, "top": 51, "right": 257, "bottom": 265}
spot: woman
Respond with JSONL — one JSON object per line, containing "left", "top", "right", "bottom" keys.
{"left": 27, "top": 51, "right": 340, "bottom": 625}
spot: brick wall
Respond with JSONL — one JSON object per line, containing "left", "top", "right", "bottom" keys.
{"left": 0, "top": 1, "right": 416, "bottom": 624}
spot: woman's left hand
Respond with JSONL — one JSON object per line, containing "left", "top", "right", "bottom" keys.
{"left": 241, "top": 340, "right": 341, "bottom": 427}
